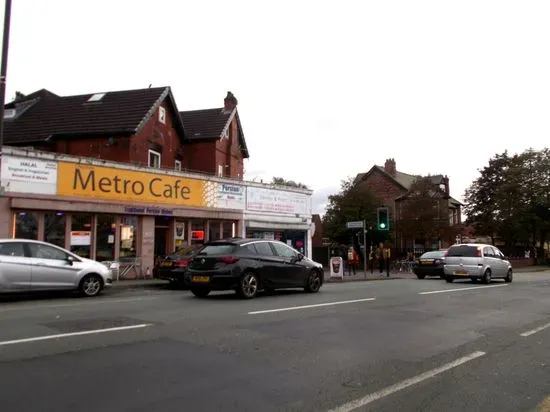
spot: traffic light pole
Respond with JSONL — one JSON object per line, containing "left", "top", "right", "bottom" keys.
{"left": 363, "top": 220, "right": 367, "bottom": 279}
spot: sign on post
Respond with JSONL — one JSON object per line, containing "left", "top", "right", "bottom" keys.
{"left": 329, "top": 256, "right": 344, "bottom": 280}
{"left": 346, "top": 221, "right": 364, "bottom": 229}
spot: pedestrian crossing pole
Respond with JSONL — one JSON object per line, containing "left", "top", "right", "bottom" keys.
{"left": 363, "top": 220, "right": 367, "bottom": 279}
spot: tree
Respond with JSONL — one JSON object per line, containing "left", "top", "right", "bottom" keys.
{"left": 398, "top": 177, "right": 457, "bottom": 248}
{"left": 322, "top": 177, "right": 381, "bottom": 244}
{"left": 271, "top": 177, "right": 309, "bottom": 189}
{"left": 464, "top": 148, "right": 550, "bottom": 255}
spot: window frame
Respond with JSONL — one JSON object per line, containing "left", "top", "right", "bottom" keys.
{"left": 148, "top": 149, "right": 161, "bottom": 168}
{"left": 217, "top": 164, "right": 223, "bottom": 177}
{"left": 158, "top": 106, "right": 166, "bottom": 124}
{"left": 174, "top": 160, "right": 182, "bottom": 171}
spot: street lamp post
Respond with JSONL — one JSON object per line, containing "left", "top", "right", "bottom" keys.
{"left": 0, "top": 0, "right": 13, "bottom": 155}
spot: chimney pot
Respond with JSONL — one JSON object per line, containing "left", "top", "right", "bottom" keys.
{"left": 224, "top": 91, "right": 238, "bottom": 111}
{"left": 384, "top": 158, "right": 396, "bottom": 177}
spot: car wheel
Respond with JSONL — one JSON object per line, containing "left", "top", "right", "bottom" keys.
{"left": 190, "top": 288, "right": 211, "bottom": 298}
{"left": 237, "top": 272, "right": 258, "bottom": 299}
{"left": 505, "top": 269, "right": 513, "bottom": 283}
{"left": 305, "top": 270, "right": 322, "bottom": 293}
{"left": 79, "top": 274, "right": 103, "bottom": 297}
{"left": 482, "top": 269, "right": 492, "bottom": 285}
{"left": 416, "top": 274, "right": 426, "bottom": 279}
{"left": 445, "top": 276, "right": 454, "bottom": 283}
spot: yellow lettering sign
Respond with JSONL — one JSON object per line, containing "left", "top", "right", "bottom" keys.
{"left": 57, "top": 162, "right": 207, "bottom": 207}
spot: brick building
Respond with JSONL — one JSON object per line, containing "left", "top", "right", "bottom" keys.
{"left": 355, "top": 158, "right": 462, "bottom": 253}
{"left": 3, "top": 88, "right": 248, "bottom": 179}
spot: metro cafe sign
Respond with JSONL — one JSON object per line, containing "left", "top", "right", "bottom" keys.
{"left": 57, "top": 162, "right": 210, "bottom": 207}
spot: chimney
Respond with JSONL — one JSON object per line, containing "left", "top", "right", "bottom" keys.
{"left": 384, "top": 158, "right": 396, "bottom": 177}
{"left": 14, "top": 91, "right": 26, "bottom": 101}
{"left": 443, "top": 175, "right": 450, "bottom": 195}
{"left": 223, "top": 91, "right": 238, "bottom": 112}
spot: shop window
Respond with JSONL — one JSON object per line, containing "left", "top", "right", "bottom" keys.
{"left": 71, "top": 214, "right": 93, "bottom": 258}
{"left": 14, "top": 211, "right": 39, "bottom": 240}
{"left": 208, "top": 221, "right": 221, "bottom": 241}
{"left": 191, "top": 220, "right": 205, "bottom": 245}
{"left": 222, "top": 221, "right": 233, "bottom": 239}
{"left": 44, "top": 212, "right": 66, "bottom": 248}
{"left": 120, "top": 216, "right": 138, "bottom": 258}
{"left": 96, "top": 215, "right": 116, "bottom": 262}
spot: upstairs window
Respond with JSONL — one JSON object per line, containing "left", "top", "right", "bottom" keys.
{"left": 218, "top": 164, "right": 224, "bottom": 177}
{"left": 175, "top": 160, "right": 182, "bottom": 171}
{"left": 148, "top": 150, "right": 161, "bottom": 168}
{"left": 159, "top": 106, "right": 166, "bottom": 124}
{"left": 87, "top": 93, "right": 105, "bottom": 102}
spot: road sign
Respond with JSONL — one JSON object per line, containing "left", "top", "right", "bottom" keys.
{"left": 346, "top": 221, "right": 364, "bottom": 229}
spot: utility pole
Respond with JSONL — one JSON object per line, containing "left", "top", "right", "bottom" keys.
{"left": 363, "top": 220, "right": 367, "bottom": 279}
{"left": 0, "top": 0, "right": 12, "bottom": 153}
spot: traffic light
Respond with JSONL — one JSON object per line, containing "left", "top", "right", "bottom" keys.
{"left": 377, "top": 207, "right": 389, "bottom": 231}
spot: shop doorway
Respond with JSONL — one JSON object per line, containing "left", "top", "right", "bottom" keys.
{"left": 154, "top": 216, "right": 171, "bottom": 259}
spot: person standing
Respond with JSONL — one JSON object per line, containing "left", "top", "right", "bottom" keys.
{"left": 384, "top": 246, "right": 391, "bottom": 277}
{"left": 347, "top": 246, "right": 358, "bottom": 275}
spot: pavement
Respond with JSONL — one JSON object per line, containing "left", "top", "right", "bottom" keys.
{"left": 1, "top": 270, "right": 550, "bottom": 411}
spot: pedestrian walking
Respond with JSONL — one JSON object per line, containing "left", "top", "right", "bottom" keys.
{"left": 347, "top": 246, "right": 359, "bottom": 275}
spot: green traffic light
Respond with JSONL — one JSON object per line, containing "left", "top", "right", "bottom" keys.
{"left": 379, "top": 223, "right": 386, "bottom": 229}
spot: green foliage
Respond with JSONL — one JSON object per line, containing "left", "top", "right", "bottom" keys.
{"left": 322, "top": 177, "right": 380, "bottom": 244}
{"left": 271, "top": 176, "right": 309, "bottom": 189}
{"left": 464, "top": 148, "right": 550, "bottom": 251}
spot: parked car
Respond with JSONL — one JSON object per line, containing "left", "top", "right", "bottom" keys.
{"left": 412, "top": 250, "right": 447, "bottom": 279}
{"left": 0, "top": 239, "right": 113, "bottom": 297}
{"left": 443, "top": 243, "right": 513, "bottom": 284}
{"left": 153, "top": 245, "right": 203, "bottom": 287}
{"left": 185, "top": 238, "right": 324, "bottom": 299}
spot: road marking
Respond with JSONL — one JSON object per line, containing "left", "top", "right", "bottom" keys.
{"left": 328, "top": 351, "right": 486, "bottom": 412}
{"left": 0, "top": 324, "right": 152, "bottom": 347}
{"left": 248, "top": 298, "right": 376, "bottom": 315}
{"left": 419, "top": 284, "right": 508, "bottom": 295}
{"left": 0, "top": 296, "right": 160, "bottom": 312}
{"left": 520, "top": 321, "right": 550, "bottom": 337}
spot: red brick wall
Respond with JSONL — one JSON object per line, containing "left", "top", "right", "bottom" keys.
{"left": 358, "top": 169, "right": 407, "bottom": 218}
{"left": 183, "top": 140, "right": 216, "bottom": 174}
{"left": 214, "top": 116, "right": 245, "bottom": 179}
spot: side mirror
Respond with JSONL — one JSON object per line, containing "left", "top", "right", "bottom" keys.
{"left": 291, "top": 254, "right": 304, "bottom": 263}
{"left": 66, "top": 255, "right": 76, "bottom": 265}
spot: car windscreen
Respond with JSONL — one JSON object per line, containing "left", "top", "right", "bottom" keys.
{"left": 446, "top": 245, "right": 479, "bottom": 257}
{"left": 197, "top": 244, "right": 237, "bottom": 255}
{"left": 420, "top": 251, "right": 445, "bottom": 259}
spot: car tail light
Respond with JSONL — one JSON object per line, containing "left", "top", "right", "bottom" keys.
{"left": 174, "top": 260, "right": 188, "bottom": 267}
{"left": 220, "top": 256, "right": 239, "bottom": 264}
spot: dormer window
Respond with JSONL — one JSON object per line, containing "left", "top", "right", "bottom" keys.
{"left": 159, "top": 106, "right": 166, "bottom": 124}
{"left": 87, "top": 93, "right": 105, "bottom": 102}
{"left": 3, "top": 108, "right": 16, "bottom": 119}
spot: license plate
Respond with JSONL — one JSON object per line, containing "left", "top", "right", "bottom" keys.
{"left": 161, "top": 261, "right": 173, "bottom": 267}
{"left": 421, "top": 260, "right": 433, "bottom": 264}
{"left": 192, "top": 276, "right": 210, "bottom": 283}
{"left": 455, "top": 271, "right": 468, "bottom": 276}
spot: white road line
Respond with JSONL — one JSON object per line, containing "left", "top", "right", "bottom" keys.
{"left": 0, "top": 296, "right": 160, "bottom": 312}
{"left": 419, "top": 284, "right": 509, "bottom": 295}
{"left": 328, "top": 351, "right": 486, "bottom": 412}
{"left": 0, "top": 324, "right": 152, "bottom": 347}
{"left": 520, "top": 322, "right": 550, "bottom": 337}
{"left": 248, "top": 298, "right": 376, "bottom": 315}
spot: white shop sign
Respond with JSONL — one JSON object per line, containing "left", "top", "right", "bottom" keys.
{"left": 202, "top": 181, "right": 245, "bottom": 210}
{"left": 1, "top": 155, "right": 58, "bottom": 195}
{"left": 246, "top": 187, "right": 309, "bottom": 215}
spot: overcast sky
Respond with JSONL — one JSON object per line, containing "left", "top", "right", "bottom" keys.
{"left": 3, "top": 0, "right": 549, "bottom": 215}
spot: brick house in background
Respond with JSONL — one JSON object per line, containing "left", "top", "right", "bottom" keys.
{"left": 179, "top": 92, "right": 249, "bottom": 179}
{"left": 3, "top": 88, "right": 249, "bottom": 179}
{"left": 311, "top": 214, "right": 324, "bottom": 247}
{"left": 355, "top": 158, "right": 462, "bottom": 252}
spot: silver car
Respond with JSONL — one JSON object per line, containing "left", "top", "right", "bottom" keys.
{"left": 443, "top": 243, "right": 513, "bottom": 284}
{"left": 0, "top": 239, "right": 113, "bottom": 297}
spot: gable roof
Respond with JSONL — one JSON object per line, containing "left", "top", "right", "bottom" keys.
{"left": 179, "top": 107, "right": 249, "bottom": 158}
{"left": 3, "top": 86, "right": 186, "bottom": 144}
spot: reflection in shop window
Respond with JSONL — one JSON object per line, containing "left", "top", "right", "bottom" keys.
{"left": 96, "top": 215, "right": 116, "bottom": 261}
{"left": 191, "top": 220, "right": 205, "bottom": 245}
{"left": 120, "top": 216, "right": 138, "bottom": 258}
{"left": 44, "top": 212, "right": 66, "bottom": 247}
{"left": 71, "top": 214, "right": 93, "bottom": 258}
{"left": 209, "top": 221, "right": 221, "bottom": 241}
{"left": 14, "top": 211, "right": 39, "bottom": 240}
{"left": 222, "top": 221, "right": 233, "bottom": 239}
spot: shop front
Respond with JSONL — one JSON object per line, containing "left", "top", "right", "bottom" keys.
{"left": 244, "top": 185, "right": 313, "bottom": 259}
{"left": 0, "top": 148, "right": 246, "bottom": 277}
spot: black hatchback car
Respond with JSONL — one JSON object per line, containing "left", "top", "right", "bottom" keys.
{"left": 412, "top": 250, "right": 447, "bottom": 279}
{"left": 184, "top": 238, "right": 324, "bottom": 299}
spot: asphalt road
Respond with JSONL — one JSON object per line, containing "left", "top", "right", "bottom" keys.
{"left": 1, "top": 272, "right": 550, "bottom": 412}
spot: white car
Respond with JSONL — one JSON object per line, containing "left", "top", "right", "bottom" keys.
{"left": 0, "top": 239, "right": 113, "bottom": 297}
